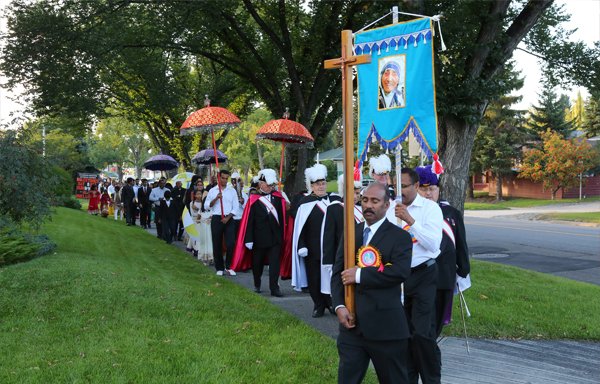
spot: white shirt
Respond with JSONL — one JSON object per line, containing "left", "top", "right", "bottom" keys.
{"left": 204, "top": 185, "right": 238, "bottom": 216}
{"left": 355, "top": 216, "right": 387, "bottom": 284}
{"left": 133, "top": 185, "right": 140, "bottom": 199}
{"left": 149, "top": 186, "right": 170, "bottom": 206}
{"left": 232, "top": 191, "right": 248, "bottom": 220}
{"left": 403, "top": 193, "right": 443, "bottom": 267}
{"left": 107, "top": 185, "right": 115, "bottom": 196}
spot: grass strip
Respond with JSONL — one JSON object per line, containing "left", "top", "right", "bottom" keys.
{"left": 443, "top": 260, "right": 600, "bottom": 340}
{"left": 536, "top": 212, "right": 600, "bottom": 224}
{"left": 465, "top": 196, "right": 599, "bottom": 210}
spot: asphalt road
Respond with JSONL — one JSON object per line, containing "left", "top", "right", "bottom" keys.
{"left": 465, "top": 215, "right": 600, "bottom": 286}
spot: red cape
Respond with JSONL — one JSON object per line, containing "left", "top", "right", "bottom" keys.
{"left": 231, "top": 192, "right": 291, "bottom": 278}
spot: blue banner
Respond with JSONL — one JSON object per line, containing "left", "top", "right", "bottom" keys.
{"left": 355, "top": 18, "right": 438, "bottom": 163}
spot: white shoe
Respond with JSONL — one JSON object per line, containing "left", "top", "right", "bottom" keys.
{"left": 226, "top": 269, "right": 237, "bottom": 276}
{"left": 216, "top": 270, "right": 224, "bottom": 276}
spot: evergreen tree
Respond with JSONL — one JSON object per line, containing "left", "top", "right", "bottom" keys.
{"left": 527, "top": 82, "right": 574, "bottom": 139}
{"left": 472, "top": 96, "right": 527, "bottom": 201}
{"left": 582, "top": 94, "right": 600, "bottom": 138}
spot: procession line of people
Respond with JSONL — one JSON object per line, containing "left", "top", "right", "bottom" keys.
{"left": 91, "top": 156, "right": 470, "bottom": 384}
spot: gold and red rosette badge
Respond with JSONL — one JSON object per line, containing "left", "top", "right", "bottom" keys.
{"left": 356, "top": 245, "right": 385, "bottom": 272}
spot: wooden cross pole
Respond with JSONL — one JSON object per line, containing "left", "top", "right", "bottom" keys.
{"left": 324, "top": 30, "right": 371, "bottom": 316}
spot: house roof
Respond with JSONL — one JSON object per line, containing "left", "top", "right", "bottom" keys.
{"left": 315, "top": 147, "right": 343, "bottom": 161}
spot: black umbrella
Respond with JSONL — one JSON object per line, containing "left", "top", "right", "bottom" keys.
{"left": 192, "top": 149, "right": 228, "bottom": 165}
{"left": 143, "top": 154, "right": 179, "bottom": 171}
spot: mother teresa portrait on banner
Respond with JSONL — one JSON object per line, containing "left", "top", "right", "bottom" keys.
{"left": 378, "top": 56, "right": 406, "bottom": 110}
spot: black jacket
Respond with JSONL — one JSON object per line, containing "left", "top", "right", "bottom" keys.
{"left": 331, "top": 219, "right": 412, "bottom": 341}
{"left": 244, "top": 194, "right": 285, "bottom": 248}
{"left": 137, "top": 185, "right": 152, "bottom": 206}
{"left": 437, "top": 201, "right": 470, "bottom": 290}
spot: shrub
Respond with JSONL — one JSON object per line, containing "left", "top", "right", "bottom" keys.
{"left": 49, "top": 165, "right": 74, "bottom": 198}
{"left": 0, "top": 215, "right": 56, "bottom": 267}
{"left": 61, "top": 196, "right": 82, "bottom": 210}
{"left": 0, "top": 130, "right": 57, "bottom": 228}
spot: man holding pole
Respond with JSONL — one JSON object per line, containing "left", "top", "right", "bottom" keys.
{"left": 331, "top": 182, "right": 412, "bottom": 384}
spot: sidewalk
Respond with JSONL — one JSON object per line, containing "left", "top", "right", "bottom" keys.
{"left": 147, "top": 226, "right": 600, "bottom": 384}
{"left": 464, "top": 200, "right": 600, "bottom": 221}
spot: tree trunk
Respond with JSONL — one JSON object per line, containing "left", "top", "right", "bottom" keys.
{"left": 256, "top": 141, "right": 264, "bottom": 170}
{"left": 438, "top": 114, "right": 481, "bottom": 213}
{"left": 284, "top": 147, "right": 309, "bottom": 195}
{"left": 495, "top": 173, "right": 503, "bottom": 202}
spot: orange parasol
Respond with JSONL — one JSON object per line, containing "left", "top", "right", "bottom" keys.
{"left": 256, "top": 108, "right": 314, "bottom": 187}
{"left": 180, "top": 96, "right": 240, "bottom": 218}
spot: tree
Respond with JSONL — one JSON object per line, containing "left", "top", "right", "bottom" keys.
{"left": 527, "top": 80, "right": 574, "bottom": 139}
{"left": 0, "top": 129, "right": 57, "bottom": 227}
{"left": 2, "top": 0, "right": 598, "bottom": 211}
{"left": 20, "top": 117, "right": 92, "bottom": 177}
{"left": 568, "top": 91, "right": 585, "bottom": 132}
{"left": 472, "top": 96, "right": 526, "bottom": 201}
{"left": 519, "top": 130, "right": 598, "bottom": 199}
{"left": 89, "top": 116, "right": 154, "bottom": 180}
{"left": 219, "top": 108, "right": 280, "bottom": 181}
{"left": 581, "top": 94, "right": 600, "bottom": 138}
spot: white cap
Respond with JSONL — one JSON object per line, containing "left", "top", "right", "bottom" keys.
{"left": 305, "top": 164, "right": 327, "bottom": 191}
{"left": 369, "top": 154, "right": 391, "bottom": 175}
{"left": 258, "top": 169, "right": 278, "bottom": 185}
{"left": 231, "top": 172, "right": 240, "bottom": 179}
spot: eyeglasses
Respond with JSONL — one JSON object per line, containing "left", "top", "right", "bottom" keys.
{"left": 400, "top": 183, "right": 415, "bottom": 189}
{"left": 418, "top": 185, "right": 439, "bottom": 192}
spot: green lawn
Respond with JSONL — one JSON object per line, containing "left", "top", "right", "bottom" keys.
{"left": 537, "top": 212, "right": 600, "bottom": 224}
{"left": 465, "top": 196, "right": 600, "bottom": 210}
{"left": 443, "top": 261, "right": 600, "bottom": 340}
{"left": 0, "top": 208, "right": 368, "bottom": 383}
{"left": 2, "top": 208, "right": 600, "bottom": 382}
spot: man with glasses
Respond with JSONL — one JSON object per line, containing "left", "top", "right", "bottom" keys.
{"left": 395, "top": 167, "right": 443, "bottom": 384}
{"left": 292, "top": 164, "right": 342, "bottom": 317}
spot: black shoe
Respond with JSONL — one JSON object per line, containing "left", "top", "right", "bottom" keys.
{"left": 327, "top": 305, "right": 335, "bottom": 315}
{"left": 254, "top": 287, "right": 261, "bottom": 293}
{"left": 312, "top": 307, "right": 325, "bottom": 318}
{"left": 271, "top": 289, "right": 283, "bottom": 298}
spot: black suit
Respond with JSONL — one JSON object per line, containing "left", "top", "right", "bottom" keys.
{"left": 331, "top": 219, "right": 412, "bottom": 384}
{"left": 121, "top": 184, "right": 136, "bottom": 225}
{"left": 435, "top": 202, "right": 470, "bottom": 336}
{"left": 244, "top": 193, "right": 284, "bottom": 292}
{"left": 158, "top": 199, "right": 178, "bottom": 243}
{"left": 171, "top": 187, "right": 187, "bottom": 239}
{"left": 137, "top": 185, "right": 152, "bottom": 228}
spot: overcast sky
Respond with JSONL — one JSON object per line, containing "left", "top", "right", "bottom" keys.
{"left": 1, "top": 0, "right": 599, "bottom": 127}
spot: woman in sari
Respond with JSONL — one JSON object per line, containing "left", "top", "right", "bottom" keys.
{"left": 87, "top": 184, "right": 100, "bottom": 215}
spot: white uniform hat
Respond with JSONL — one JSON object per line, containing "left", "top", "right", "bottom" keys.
{"left": 231, "top": 172, "right": 240, "bottom": 180}
{"left": 337, "top": 174, "right": 363, "bottom": 197}
{"left": 369, "top": 154, "right": 391, "bottom": 175}
{"left": 258, "top": 169, "right": 278, "bottom": 185}
{"left": 304, "top": 163, "right": 327, "bottom": 191}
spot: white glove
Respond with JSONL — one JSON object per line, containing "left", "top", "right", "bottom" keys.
{"left": 245, "top": 242, "right": 253, "bottom": 250}
{"left": 298, "top": 248, "right": 308, "bottom": 257}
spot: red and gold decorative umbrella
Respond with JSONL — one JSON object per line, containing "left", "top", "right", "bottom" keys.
{"left": 256, "top": 108, "right": 314, "bottom": 187}
{"left": 180, "top": 96, "right": 241, "bottom": 218}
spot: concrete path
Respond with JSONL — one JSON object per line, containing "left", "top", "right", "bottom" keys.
{"left": 464, "top": 200, "right": 600, "bottom": 222}
{"left": 145, "top": 212, "right": 600, "bottom": 384}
